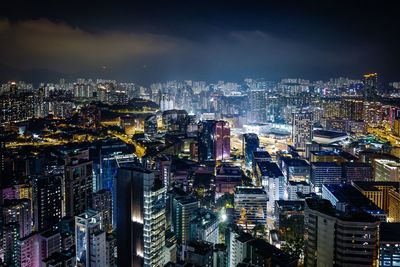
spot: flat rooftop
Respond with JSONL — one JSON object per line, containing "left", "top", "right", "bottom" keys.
{"left": 253, "top": 150, "right": 271, "bottom": 159}
{"left": 311, "top": 162, "right": 341, "bottom": 167}
{"left": 235, "top": 186, "right": 267, "bottom": 195}
{"left": 323, "top": 184, "right": 385, "bottom": 215}
{"left": 282, "top": 157, "right": 310, "bottom": 167}
{"left": 305, "top": 198, "right": 379, "bottom": 223}
{"left": 256, "top": 161, "right": 284, "bottom": 177}
{"left": 380, "top": 223, "right": 400, "bottom": 242}
{"left": 352, "top": 181, "right": 400, "bottom": 192}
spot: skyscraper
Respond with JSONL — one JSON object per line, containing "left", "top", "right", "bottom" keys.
{"left": 63, "top": 149, "right": 93, "bottom": 217}
{"left": 310, "top": 162, "right": 342, "bottom": 193}
{"left": 243, "top": 133, "right": 259, "bottom": 168}
{"left": 116, "top": 165, "right": 166, "bottom": 267}
{"left": 363, "top": 73, "right": 379, "bottom": 100}
{"left": 172, "top": 195, "right": 199, "bottom": 245}
{"left": 291, "top": 111, "right": 313, "bottom": 150}
{"left": 91, "top": 189, "right": 112, "bottom": 233}
{"left": 234, "top": 186, "right": 268, "bottom": 230}
{"left": 254, "top": 161, "right": 286, "bottom": 215}
{"left": 198, "top": 120, "right": 230, "bottom": 162}
{"left": 75, "top": 210, "right": 106, "bottom": 267}
{"left": 3, "top": 199, "right": 32, "bottom": 239}
{"left": 32, "top": 175, "right": 62, "bottom": 232}
{"left": 249, "top": 89, "right": 266, "bottom": 123}
{"left": 189, "top": 208, "right": 219, "bottom": 244}
{"left": 304, "top": 198, "right": 379, "bottom": 267}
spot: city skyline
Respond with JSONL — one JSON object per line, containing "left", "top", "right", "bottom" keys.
{"left": 2, "top": 2, "right": 400, "bottom": 267}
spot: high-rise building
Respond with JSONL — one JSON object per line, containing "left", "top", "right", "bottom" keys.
{"left": 18, "top": 233, "right": 38, "bottom": 267}
{"left": 234, "top": 186, "right": 268, "bottom": 230}
{"left": 310, "top": 162, "right": 342, "bottom": 193}
{"left": 162, "top": 109, "right": 189, "bottom": 135}
{"left": 342, "top": 162, "right": 373, "bottom": 183}
{"left": 3, "top": 199, "right": 32, "bottom": 239}
{"left": 1, "top": 223, "right": 20, "bottom": 265}
{"left": 291, "top": 112, "right": 313, "bottom": 150}
{"left": 363, "top": 73, "right": 379, "bottom": 100}
{"left": 105, "top": 234, "right": 116, "bottom": 267}
{"left": 189, "top": 208, "right": 219, "bottom": 244}
{"left": 322, "top": 184, "right": 387, "bottom": 222}
{"left": 63, "top": 149, "right": 93, "bottom": 217}
{"left": 37, "top": 230, "right": 62, "bottom": 265}
{"left": 352, "top": 181, "right": 400, "bottom": 222}
{"left": 100, "top": 152, "right": 136, "bottom": 229}
{"left": 213, "top": 244, "right": 228, "bottom": 267}
{"left": 341, "top": 99, "right": 364, "bottom": 120}
{"left": 254, "top": 161, "right": 286, "bottom": 215}
{"left": 32, "top": 175, "right": 62, "bottom": 232}
{"left": 116, "top": 166, "right": 166, "bottom": 267}
{"left": 374, "top": 159, "right": 400, "bottom": 182}
{"left": 185, "top": 240, "right": 214, "bottom": 267}
{"left": 379, "top": 223, "right": 400, "bottom": 267}
{"left": 243, "top": 133, "right": 259, "bottom": 168}
{"left": 91, "top": 189, "right": 112, "bottom": 233}
{"left": 249, "top": 89, "right": 266, "bottom": 123}
{"left": 75, "top": 210, "right": 106, "bottom": 267}
{"left": 172, "top": 195, "right": 199, "bottom": 245}
{"left": 287, "top": 181, "right": 311, "bottom": 200}
{"left": 144, "top": 114, "right": 157, "bottom": 137}
{"left": 198, "top": 120, "right": 230, "bottom": 162}
{"left": 304, "top": 198, "right": 380, "bottom": 267}
{"left": 280, "top": 157, "right": 310, "bottom": 182}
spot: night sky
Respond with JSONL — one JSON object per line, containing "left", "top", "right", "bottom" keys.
{"left": 0, "top": 1, "right": 399, "bottom": 85}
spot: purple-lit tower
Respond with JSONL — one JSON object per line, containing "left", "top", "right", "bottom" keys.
{"left": 215, "top": 121, "right": 231, "bottom": 161}
{"left": 198, "top": 120, "right": 230, "bottom": 163}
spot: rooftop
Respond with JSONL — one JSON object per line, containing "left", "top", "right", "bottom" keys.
{"left": 235, "top": 186, "right": 267, "bottom": 195}
{"left": 305, "top": 197, "right": 379, "bottom": 223}
{"left": 311, "top": 161, "right": 341, "bottom": 167}
{"left": 288, "top": 180, "right": 310, "bottom": 186}
{"left": 380, "top": 223, "right": 400, "bottom": 242}
{"left": 248, "top": 238, "right": 299, "bottom": 265}
{"left": 253, "top": 150, "right": 271, "bottom": 159}
{"left": 256, "top": 161, "right": 284, "bottom": 177}
{"left": 216, "top": 164, "right": 242, "bottom": 177}
{"left": 187, "top": 240, "right": 213, "bottom": 255}
{"left": 175, "top": 195, "right": 198, "bottom": 205}
{"left": 282, "top": 157, "right": 310, "bottom": 167}
{"left": 275, "top": 200, "right": 305, "bottom": 211}
{"left": 190, "top": 208, "right": 218, "bottom": 228}
{"left": 352, "top": 181, "right": 400, "bottom": 193}
{"left": 323, "top": 184, "right": 385, "bottom": 215}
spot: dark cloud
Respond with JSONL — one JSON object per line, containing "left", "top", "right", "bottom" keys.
{"left": 0, "top": 1, "right": 399, "bottom": 84}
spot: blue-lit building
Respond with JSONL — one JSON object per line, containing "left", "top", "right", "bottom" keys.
{"left": 322, "top": 183, "right": 387, "bottom": 222}
{"left": 243, "top": 133, "right": 259, "bottom": 168}
{"left": 90, "top": 141, "right": 135, "bottom": 231}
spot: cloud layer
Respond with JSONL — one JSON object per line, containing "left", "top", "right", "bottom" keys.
{"left": 0, "top": 19, "right": 178, "bottom": 72}
{"left": 0, "top": 18, "right": 385, "bottom": 83}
